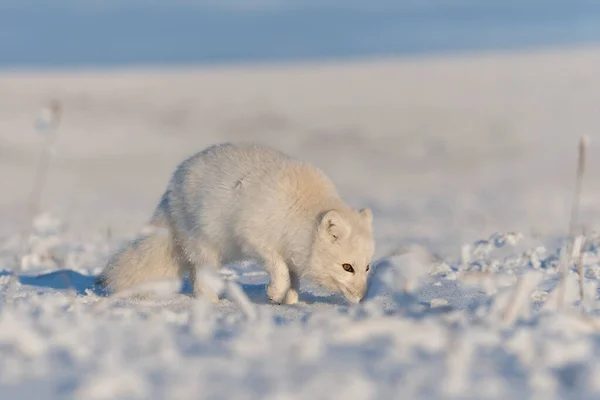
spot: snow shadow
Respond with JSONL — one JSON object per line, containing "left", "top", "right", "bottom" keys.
{"left": 2, "top": 269, "right": 345, "bottom": 305}
{"left": 0, "top": 269, "right": 97, "bottom": 296}
{"left": 181, "top": 278, "right": 347, "bottom": 306}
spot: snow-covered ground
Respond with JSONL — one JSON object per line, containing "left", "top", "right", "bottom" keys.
{"left": 2, "top": 46, "right": 600, "bottom": 398}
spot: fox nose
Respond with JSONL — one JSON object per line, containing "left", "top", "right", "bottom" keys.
{"left": 345, "top": 287, "right": 367, "bottom": 304}
{"left": 359, "top": 286, "right": 368, "bottom": 302}
{"left": 355, "top": 290, "right": 367, "bottom": 303}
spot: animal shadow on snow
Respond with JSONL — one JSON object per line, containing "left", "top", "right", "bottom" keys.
{"left": 0, "top": 269, "right": 96, "bottom": 296}
{"left": 2, "top": 269, "right": 346, "bottom": 305}
{"left": 181, "top": 278, "right": 347, "bottom": 306}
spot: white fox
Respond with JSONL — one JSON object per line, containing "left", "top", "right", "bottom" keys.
{"left": 96, "top": 142, "right": 375, "bottom": 304}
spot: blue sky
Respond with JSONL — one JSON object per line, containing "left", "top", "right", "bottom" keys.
{"left": 0, "top": 1, "right": 599, "bottom": 69}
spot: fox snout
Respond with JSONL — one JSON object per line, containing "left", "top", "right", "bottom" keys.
{"left": 344, "top": 286, "right": 367, "bottom": 304}
{"left": 347, "top": 293, "right": 365, "bottom": 304}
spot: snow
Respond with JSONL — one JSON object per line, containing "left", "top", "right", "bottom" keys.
{"left": 2, "top": 46, "right": 600, "bottom": 398}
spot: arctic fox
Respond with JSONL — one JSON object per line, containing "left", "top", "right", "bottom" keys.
{"left": 96, "top": 142, "right": 375, "bottom": 304}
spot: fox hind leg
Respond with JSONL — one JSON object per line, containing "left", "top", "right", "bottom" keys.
{"left": 175, "top": 241, "right": 221, "bottom": 302}
{"left": 189, "top": 264, "right": 220, "bottom": 302}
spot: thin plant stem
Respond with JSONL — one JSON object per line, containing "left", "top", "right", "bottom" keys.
{"left": 557, "top": 136, "right": 588, "bottom": 310}
{"left": 4, "top": 101, "right": 64, "bottom": 304}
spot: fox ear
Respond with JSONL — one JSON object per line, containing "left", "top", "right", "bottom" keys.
{"left": 359, "top": 207, "right": 373, "bottom": 225}
{"left": 319, "top": 209, "right": 350, "bottom": 242}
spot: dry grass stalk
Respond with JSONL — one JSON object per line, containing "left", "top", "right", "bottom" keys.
{"left": 557, "top": 136, "right": 588, "bottom": 310}
{"left": 4, "top": 101, "right": 66, "bottom": 304}
{"left": 575, "top": 233, "right": 587, "bottom": 309}
{"left": 26, "top": 101, "right": 62, "bottom": 225}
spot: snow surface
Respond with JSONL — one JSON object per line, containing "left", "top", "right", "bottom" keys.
{"left": 2, "top": 46, "right": 600, "bottom": 398}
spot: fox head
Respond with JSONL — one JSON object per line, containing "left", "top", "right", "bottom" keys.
{"left": 309, "top": 207, "right": 375, "bottom": 303}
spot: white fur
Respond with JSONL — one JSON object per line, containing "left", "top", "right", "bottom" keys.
{"left": 97, "top": 142, "right": 375, "bottom": 304}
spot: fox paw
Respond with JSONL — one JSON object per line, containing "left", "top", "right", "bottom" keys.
{"left": 283, "top": 288, "right": 299, "bottom": 305}
{"left": 266, "top": 283, "right": 288, "bottom": 304}
{"left": 193, "top": 283, "right": 220, "bottom": 303}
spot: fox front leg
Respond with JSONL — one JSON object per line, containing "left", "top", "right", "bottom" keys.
{"left": 283, "top": 271, "right": 299, "bottom": 305}
{"left": 263, "top": 253, "right": 292, "bottom": 304}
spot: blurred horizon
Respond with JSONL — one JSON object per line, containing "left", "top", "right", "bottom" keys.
{"left": 1, "top": 0, "right": 600, "bottom": 70}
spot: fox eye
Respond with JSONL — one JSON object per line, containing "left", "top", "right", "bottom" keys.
{"left": 342, "top": 263, "right": 354, "bottom": 273}
{"left": 366, "top": 264, "right": 370, "bottom": 272}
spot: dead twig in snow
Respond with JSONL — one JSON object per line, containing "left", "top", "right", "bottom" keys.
{"left": 4, "top": 101, "right": 66, "bottom": 305}
{"left": 557, "top": 136, "right": 588, "bottom": 311}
